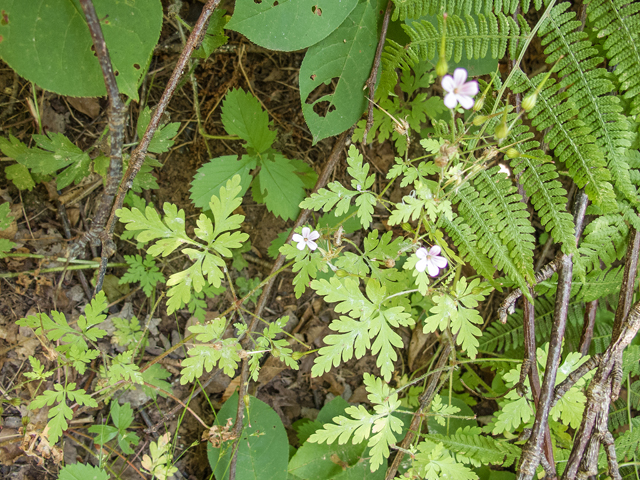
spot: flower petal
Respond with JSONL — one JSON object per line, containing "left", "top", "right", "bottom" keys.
{"left": 292, "top": 234, "right": 303, "bottom": 243}
{"left": 444, "top": 92, "right": 458, "bottom": 109}
{"left": 458, "top": 81, "right": 479, "bottom": 96}
{"left": 428, "top": 245, "right": 441, "bottom": 256}
{"left": 458, "top": 95, "right": 475, "bottom": 110}
{"left": 432, "top": 256, "right": 448, "bottom": 268}
{"left": 426, "top": 260, "right": 440, "bottom": 277}
{"left": 415, "top": 258, "right": 428, "bottom": 273}
{"left": 307, "top": 240, "right": 318, "bottom": 251}
{"left": 441, "top": 75, "right": 456, "bottom": 93}
{"left": 416, "top": 247, "right": 428, "bottom": 259}
{"left": 308, "top": 230, "right": 320, "bottom": 241}
{"left": 296, "top": 241, "right": 306, "bottom": 250}
{"left": 453, "top": 68, "right": 468, "bottom": 86}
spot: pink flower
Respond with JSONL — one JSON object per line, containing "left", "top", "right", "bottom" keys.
{"left": 442, "top": 68, "right": 479, "bottom": 110}
{"left": 415, "top": 245, "right": 448, "bottom": 277}
{"left": 292, "top": 227, "right": 320, "bottom": 251}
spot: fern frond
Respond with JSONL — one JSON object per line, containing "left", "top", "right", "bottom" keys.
{"left": 506, "top": 125, "right": 577, "bottom": 255}
{"left": 406, "top": 12, "right": 528, "bottom": 63}
{"left": 608, "top": 398, "right": 628, "bottom": 430}
{"left": 438, "top": 213, "right": 496, "bottom": 282}
{"left": 423, "top": 431, "right": 521, "bottom": 468}
{"left": 570, "top": 266, "right": 623, "bottom": 302}
{"left": 576, "top": 214, "right": 629, "bottom": 275}
{"left": 473, "top": 167, "right": 535, "bottom": 282}
{"left": 480, "top": 297, "right": 589, "bottom": 352}
{"left": 390, "top": 0, "right": 527, "bottom": 21}
{"left": 510, "top": 70, "right": 617, "bottom": 211}
{"left": 453, "top": 182, "right": 530, "bottom": 295}
{"left": 587, "top": 0, "right": 640, "bottom": 116}
{"left": 537, "top": 2, "right": 635, "bottom": 203}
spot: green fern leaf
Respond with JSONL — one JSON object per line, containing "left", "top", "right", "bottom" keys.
{"left": 510, "top": 70, "right": 618, "bottom": 210}
{"left": 537, "top": 2, "right": 635, "bottom": 203}
{"left": 453, "top": 182, "right": 530, "bottom": 296}
{"left": 423, "top": 430, "right": 520, "bottom": 467}
{"left": 587, "top": 0, "right": 640, "bottom": 116}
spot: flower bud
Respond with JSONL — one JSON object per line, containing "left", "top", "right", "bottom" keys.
{"left": 472, "top": 115, "right": 487, "bottom": 126}
{"left": 494, "top": 122, "right": 509, "bottom": 140}
{"left": 335, "top": 269, "right": 349, "bottom": 277}
{"left": 522, "top": 93, "right": 537, "bottom": 112}
{"left": 243, "top": 394, "right": 251, "bottom": 407}
{"left": 384, "top": 258, "right": 396, "bottom": 268}
{"left": 505, "top": 148, "right": 520, "bottom": 158}
{"left": 22, "top": 416, "right": 29, "bottom": 427}
{"left": 472, "top": 96, "right": 484, "bottom": 111}
{"left": 435, "top": 57, "right": 448, "bottom": 77}
{"left": 292, "top": 351, "right": 307, "bottom": 360}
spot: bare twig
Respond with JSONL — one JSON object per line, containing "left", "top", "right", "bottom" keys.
{"left": 562, "top": 301, "right": 640, "bottom": 479}
{"left": 362, "top": 0, "right": 393, "bottom": 145}
{"left": 517, "top": 190, "right": 588, "bottom": 480}
{"left": 97, "top": 0, "right": 223, "bottom": 287}
{"left": 228, "top": 130, "right": 351, "bottom": 480}
{"left": 578, "top": 299, "right": 598, "bottom": 356}
{"left": 612, "top": 226, "right": 640, "bottom": 342}
{"left": 73, "top": 0, "right": 126, "bottom": 268}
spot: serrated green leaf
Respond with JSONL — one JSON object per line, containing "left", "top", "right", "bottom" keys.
{"left": 221, "top": 89, "right": 275, "bottom": 152}
{"left": 300, "top": 0, "right": 384, "bottom": 143}
{"left": 258, "top": 154, "right": 306, "bottom": 220}
{"left": 58, "top": 463, "right": 109, "bottom": 480}
{"left": 190, "top": 154, "right": 256, "bottom": 211}
{"left": 0, "top": 0, "right": 162, "bottom": 100}
{"left": 227, "top": 0, "right": 358, "bottom": 51}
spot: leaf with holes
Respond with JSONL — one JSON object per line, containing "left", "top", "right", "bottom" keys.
{"left": 226, "top": 0, "right": 359, "bottom": 51}
{"left": 300, "top": 0, "right": 385, "bottom": 144}
{"left": 0, "top": 0, "right": 162, "bottom": 100}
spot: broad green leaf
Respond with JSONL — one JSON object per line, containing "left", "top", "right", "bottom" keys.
{"left": 300, "top": 0, "right": 384, "bottom": 143}
{"left": 289, "top": 397, "right": 384, "bottom": 479}
{"left": 58, "top": 464, "right": 109, "bottom": 480}
{"left": 220, "top": 89, "right": 276, "bottom": 153}
{"left": 190, "top": 155, "right": 256, "bottom": 211}
{"left": 0, "top": 0, "right": 162, "bottom": 100}
{"left": 207, "top": 393, "right": 288, "bottom": 480}
{"left": 226, "top": 0, "right": 359, "bottom": 51}
{"left": 141, "top": 364, "right": 172, "bottom": 399}
{"left": 258, "top": 154, "right": 306, "bottom": 220}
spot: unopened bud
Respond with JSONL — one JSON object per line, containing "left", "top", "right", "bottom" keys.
{"left": 243, "top": 394, "right": 251, "bottom": 407}
{"left": 292, "top": 351, "right": 307, "bottom": 360}
{"left": 384, "top": 258, "right": 396, "bottom": 268}
{"left": 435, "top": 57, "right": 448, "bottom": 77}
{"left": 472, "top": 97, "right": 484, "bottom": 111}
{"left": 335, "top": 269, "right": 349, "bottom": 277}
{"left": 505, "top": 148, "right": 520, "bottom": 158}
{"left": 472, "top": 115, "right": 487, "bottom": 126}
{"left": 494, "top": 122, "right": 509, "bottom": 140}
{"left": 521, "top": 93, "right": 537, "bottom": 112}
{"left": 22, "top": 416, "right": 29, "bottom": 426}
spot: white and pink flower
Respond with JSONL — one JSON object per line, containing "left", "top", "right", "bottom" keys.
{"left": 442, "top": 68, "right": 479, "bottom": 110}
